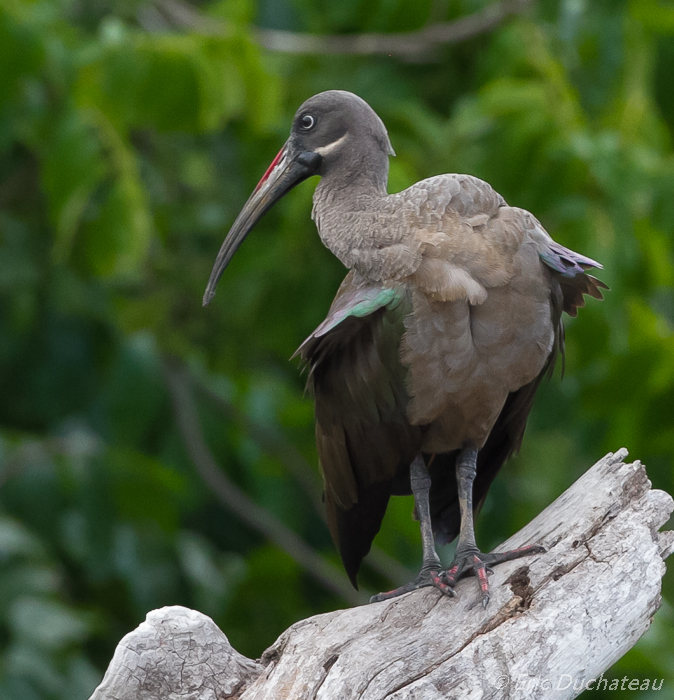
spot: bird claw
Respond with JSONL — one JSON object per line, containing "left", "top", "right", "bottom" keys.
{"left": 440, "top": 543, "right": 545, "bottom": 606}
{"left": 370, "top": 543, "right": 544, "bottom": 605}
{"left": 429, "top": 571, "right": 458, "bottom": 599}
{"left": 369, "top": 568, "right": 457, "bottom": 603}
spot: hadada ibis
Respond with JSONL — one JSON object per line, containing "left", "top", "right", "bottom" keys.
{"left": 204, "top": 90, "right": 606, "bottom": 606}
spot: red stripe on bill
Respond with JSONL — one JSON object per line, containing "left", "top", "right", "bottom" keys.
{"left": 254, "top": 147, "right": 285, "bottom": 192}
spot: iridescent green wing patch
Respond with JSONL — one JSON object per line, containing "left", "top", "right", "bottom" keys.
{"left": 313, "top": 286, "right": 405, "bottom": 338}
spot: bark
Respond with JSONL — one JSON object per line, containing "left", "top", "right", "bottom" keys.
{"left": 89, "top": 449, "right": 674, "bottom": 700}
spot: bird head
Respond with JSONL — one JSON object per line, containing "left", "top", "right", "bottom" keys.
{"left": 202, "top": 90, "right": 394, "bottom": 306}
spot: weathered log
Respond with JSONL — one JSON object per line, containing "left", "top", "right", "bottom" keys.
{"left": 89, "top": 449, "right": 673, "bottom": 700}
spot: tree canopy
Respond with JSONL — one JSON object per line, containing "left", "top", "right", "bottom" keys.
{"left": 0, "top": 1, "right": 673, "bottom": 698}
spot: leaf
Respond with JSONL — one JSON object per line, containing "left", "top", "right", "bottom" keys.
{"left": 8, "top": 597, "right": 93, "bottom": 649}
{"left": 40, "top": 106, "right": 108, "bottom": 263}
{"left": 0, "top": 516, "right": 46, "bottom": 560}
{"left": 631, "top": 0, "right": 674, "bottom": 33}
{"left": 0, "top": 7, "right": 43, "bottom": 108}
{"left": 76, "top": 30, "right": 271, "bottom": 134}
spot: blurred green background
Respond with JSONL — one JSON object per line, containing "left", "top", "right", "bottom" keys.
{"left": 1, "top": 0, "right": 673, "bottom": 697}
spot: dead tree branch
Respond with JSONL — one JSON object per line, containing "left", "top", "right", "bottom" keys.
{"left": 141, "top": 0, "right": 534, "bottom": 58}
{"left": 90, "top": 449, "right": 673, "bottom": 699}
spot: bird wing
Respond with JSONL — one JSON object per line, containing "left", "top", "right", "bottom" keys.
{"left": 395, "top": 175, "right": 607, "bottom": 312}
{"left": 538, "top": 239, "right": 608, "bottom": 316}
{"left": 295, "top": 271, "right": 422, "bottom": 587}
{"left": 396, "top": 173, "right": 514, "bottom": 304}
{"left": 430, "top": 237, "right": 607, "bottom": 543}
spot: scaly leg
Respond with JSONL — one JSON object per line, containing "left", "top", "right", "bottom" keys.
{"left": 441, "top": 445, "right": 545, "bottom": 608}
{"left": 370, "top": 455, "right": 455, "bottom": 602}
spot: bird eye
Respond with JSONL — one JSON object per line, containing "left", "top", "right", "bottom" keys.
{"left": 300, "top": 114, "right": 316, "bottom": 130}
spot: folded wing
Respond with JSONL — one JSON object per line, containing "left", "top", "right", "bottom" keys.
{"left": 296, "top": 271, "right": 422, "bottom": 586}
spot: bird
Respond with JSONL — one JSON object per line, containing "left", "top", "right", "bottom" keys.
{"left": 203, "top": 90, "right": 606, "bottom": 606}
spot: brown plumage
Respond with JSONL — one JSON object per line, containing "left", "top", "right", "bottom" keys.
{"left": 204, "top": 90, "right": 606, "bottom": 603}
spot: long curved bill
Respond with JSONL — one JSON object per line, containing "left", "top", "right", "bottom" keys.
{"left": 203, "top": 144, "right": 321, "bottom": 306}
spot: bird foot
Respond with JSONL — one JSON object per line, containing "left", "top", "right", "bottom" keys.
{"left": 369, "top": 543, "right": 544, "bottom": 605}
{"left": 369, "top": 566, "right": 456, "bottom": 603}
{"left": 442, "top": 543, "right": 546, "bottom": 608}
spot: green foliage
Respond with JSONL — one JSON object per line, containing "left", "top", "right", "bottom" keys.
{"left": 0, "top": 0, "right": 673, "bottom": 698}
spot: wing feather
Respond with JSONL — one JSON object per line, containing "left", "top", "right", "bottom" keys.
{"left": 539, "top": 240, "right": 608, "bottom": 316}
{"left": 430, "top": 241, "right": 605, "bottom": 543}
{"left": 297, "top": 272, "right": 421, "bottom": 586}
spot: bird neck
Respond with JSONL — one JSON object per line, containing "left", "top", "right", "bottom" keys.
{"left": 310, "top": 146, "right": 394, "bottom": 274}
{"left": 314, "top": 143, "right": 390, "bottom": 205}
{"left": 313, "top": 174, "right": 387, "bottom": 211}
{"left": 311, "top": 173, "right": 391, "bottom": 275}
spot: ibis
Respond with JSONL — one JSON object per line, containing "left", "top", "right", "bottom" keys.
{"left": 204, "top": 90, "right": 606, "bottom": 606}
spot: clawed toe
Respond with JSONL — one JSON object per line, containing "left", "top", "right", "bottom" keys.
{"left": 441, "top": 543, "right": 545, "bottom": 606}
{"left": 370, "top": 568, "right": 458, "bottom": 603}
{"left": 370, "top": 543, "right": 544, "bottom": 605}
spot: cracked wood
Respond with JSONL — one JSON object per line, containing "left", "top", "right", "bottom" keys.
{"left": 89, "top": 450, "right": 674, "bottom": 700}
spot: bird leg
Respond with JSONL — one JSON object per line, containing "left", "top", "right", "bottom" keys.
{"left": 370, "top": 455, "right": 455, "bottom": 603}
{"left": 441, "top": 445, "right": 545, "bottom": 608}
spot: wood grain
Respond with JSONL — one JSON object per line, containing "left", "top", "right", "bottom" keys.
{"left": 89, "top": 450, "right": 673, "bottom": 700}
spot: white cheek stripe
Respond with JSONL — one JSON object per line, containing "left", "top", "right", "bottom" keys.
{"left": 313, "top": 133, "right": 348, "bottom": 156}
